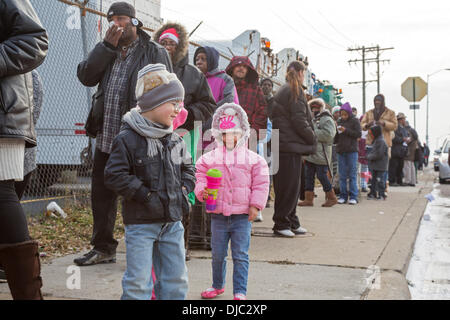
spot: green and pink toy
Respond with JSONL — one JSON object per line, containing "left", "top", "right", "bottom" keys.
{"left": 205, "top": 169, "right": 222, "bottom": 212}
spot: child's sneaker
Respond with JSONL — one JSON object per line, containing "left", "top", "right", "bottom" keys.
{"left": 337, "top": 198, "right": 347, "bottom": 204}
{"left": 348, "top": 199, "right": 358, "bottom": 205}
{"left": 254, "top": 211, "right": 263, "bottom": 222}
{"left": 201, "top": 287, "right": 225, "bottom": 299}
{"left": 233, "top": 293, "right": 247, "bottom": 300}
{"left": 367, "top": 194, "right": 377, "bottom": 200}
{"left": 291, "top": 226, "right": 308, "bottom": 235}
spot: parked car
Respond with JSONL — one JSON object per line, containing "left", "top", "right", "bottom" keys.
{"left": 437, "top": 139, "right": 450, "bottom": 184}
{"left": 434, "top": 136, "right": 449, "bottom": 172}
{"left": 434, "top": 150, "right": 441, "bottom": 172}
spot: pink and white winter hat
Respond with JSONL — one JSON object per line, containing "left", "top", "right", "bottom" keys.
{"left": 159, "top": 28, "right": 179, "bottom": 44}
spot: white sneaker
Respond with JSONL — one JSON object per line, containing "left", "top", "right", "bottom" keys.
{"left": 292, "top": 226, "right": 308, "bottom": 235}
{"left": 348, "top": 199, "right": 358, "bottom": 205}
{"left": 254, "top": 211, "right": 263, "bottom": 222}
{"left": 274, "top": 229, "right": 295, "bottom": 238}
{"left": 338, "top": 198, "right": 347, "bottom": 204}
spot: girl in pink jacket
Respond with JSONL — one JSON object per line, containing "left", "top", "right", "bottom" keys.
{"left": 195, "top": 103, "right": 270, "bottom": 300}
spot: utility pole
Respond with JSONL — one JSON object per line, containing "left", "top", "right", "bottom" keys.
{"left": 348, "top": 45, "right": 393, "bottom": 113}
{"left": 362, "top": 46, "right": 366, "bottom": 111}
{"left": 376, "top": 45, "right": 380, "bottom": 93}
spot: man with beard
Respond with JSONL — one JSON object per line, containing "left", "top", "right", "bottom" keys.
{"left": 74, "top": 2, "right": 172, "bottom": 266}
{"left": 361, "top": 94, "right": 398, "bottom": 148}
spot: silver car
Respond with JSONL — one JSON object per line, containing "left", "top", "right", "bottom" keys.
{"left": 437, "top": 139, "right": 450, "bottom": 184}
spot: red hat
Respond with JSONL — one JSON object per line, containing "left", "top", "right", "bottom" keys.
{"left": 159, "top": 28, "right": 179, "bottom": 44}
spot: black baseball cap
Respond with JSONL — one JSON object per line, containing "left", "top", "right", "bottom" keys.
{"left": 107, "top": 2, "right": 143, "bottom": 28}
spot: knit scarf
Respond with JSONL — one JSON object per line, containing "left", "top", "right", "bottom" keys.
{"left": 122, "top": 107, "right": 173, "bottom": 158}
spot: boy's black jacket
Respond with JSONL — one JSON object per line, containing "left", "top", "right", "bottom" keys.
{"left": 367, "top": 125, "right": 389, "bottom": 171}
{"left": 104, "top": 123, "right": 196, "bottom": 225}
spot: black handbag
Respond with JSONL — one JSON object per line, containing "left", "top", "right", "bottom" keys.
{"left": 85, "top": 88, "right": 104, "bottom": 138}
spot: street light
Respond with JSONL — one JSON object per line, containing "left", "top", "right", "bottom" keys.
{"left": 426, "top": 68, "right": 450, "bottom": 146}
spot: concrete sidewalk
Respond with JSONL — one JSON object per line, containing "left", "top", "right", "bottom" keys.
{"left": 0, "top": 169, "right": 435, "bottom": 300}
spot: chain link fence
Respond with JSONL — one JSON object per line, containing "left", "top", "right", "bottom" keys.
{"left": 23, "top": 0, "right": 122, "bottom": 212}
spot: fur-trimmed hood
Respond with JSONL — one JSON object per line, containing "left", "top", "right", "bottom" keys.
{"left": 211, "top": 103, "right": 251, "bottom": 148}
{"left": 308, "top": 98, "right": 326, "bottom": 111}
{"left": 154, "top": 22, "right": 189, "bottom": 65}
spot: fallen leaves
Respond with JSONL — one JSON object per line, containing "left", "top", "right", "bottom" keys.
{"left": 27, "top": 205, "right": 124, "bottom": 262}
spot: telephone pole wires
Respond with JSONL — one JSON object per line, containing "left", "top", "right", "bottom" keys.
{"left": 348, "top": 45, "right": 393, "bottom": 113}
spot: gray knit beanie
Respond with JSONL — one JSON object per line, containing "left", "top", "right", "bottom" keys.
{"left": 135, "top": 63, "right": 185, "bottom": 113}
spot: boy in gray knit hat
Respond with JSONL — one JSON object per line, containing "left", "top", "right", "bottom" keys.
{"left": 104, "top": 63, "right": 195, "bottom": 300}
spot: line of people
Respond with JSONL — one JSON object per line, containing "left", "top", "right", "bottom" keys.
{"left": 0, "top": 0, "right": 429, "bottom": 301}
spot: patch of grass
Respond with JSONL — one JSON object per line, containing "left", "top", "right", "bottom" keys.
{"left": 27, "top": 205, "right": 124, "bottom": 262}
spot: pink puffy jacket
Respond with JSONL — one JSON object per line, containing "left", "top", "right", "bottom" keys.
{"left": 194, "top": 103, "right": 270, "bottom": 216}
{"left": 195, "top": 145, "right": 270, "bottom": 215}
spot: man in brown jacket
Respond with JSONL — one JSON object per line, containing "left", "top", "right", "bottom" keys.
{"left": 361, "top": 94, "right": 398, "bottom": 148}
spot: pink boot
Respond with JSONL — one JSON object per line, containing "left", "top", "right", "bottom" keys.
{"left": 201, "top": 287, "right": 225, "bottom": 299}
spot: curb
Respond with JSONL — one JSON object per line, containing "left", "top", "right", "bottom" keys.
{"left": 364, "top": 170, "right": 435, "bottom": 300}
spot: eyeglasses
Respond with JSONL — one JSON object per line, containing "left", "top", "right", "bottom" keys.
{"left": 173, "top": 102, "right": 182, "bottom": 112}
{"left": 160, "top": 41, "right": 177, "bottom": 48}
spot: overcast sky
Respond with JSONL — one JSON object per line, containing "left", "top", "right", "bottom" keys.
{"left": 161, "top": 0, "right": 450, "bottom": 150}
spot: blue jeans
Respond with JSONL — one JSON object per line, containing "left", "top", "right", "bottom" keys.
{"left": 304, "top": 161, "right": 332, "bottom": 192}
{"left": 338, "top": 152, "right": 359, "bottom": 201}
{"left": 211, "top": 214, "right": 252, "bottom": 295}
{"left": 121, "top": 222, "right": 188, "bottom": 300}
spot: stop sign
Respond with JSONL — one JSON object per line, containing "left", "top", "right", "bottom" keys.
{"left": 401, "top": 77, "right": 427, "bottom": 102}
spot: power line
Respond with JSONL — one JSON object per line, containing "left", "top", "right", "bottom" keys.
{"left": 348, "top": 45, "right": 394, "bottom": 113}
{"left": 295, "top": 11, "right": 347, "bottom": 50}
{"left": 272, "top": 11, "right": 336, "bottom": 51}
{"left": 318, "top": 10, "right": 355, "bottom": 46}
